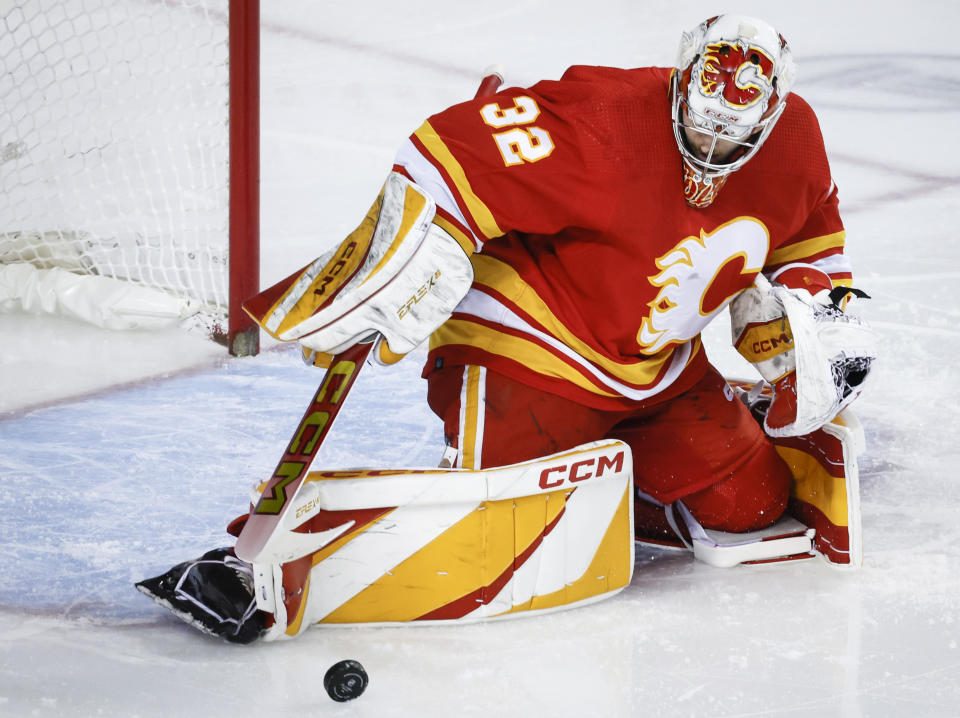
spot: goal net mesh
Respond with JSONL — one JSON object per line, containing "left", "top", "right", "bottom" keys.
{"left": 0, "top": 0, "right": 231, "bottom": 318}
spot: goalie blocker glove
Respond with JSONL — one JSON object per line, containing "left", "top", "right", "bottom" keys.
{"left": 136, "top": 548, "right": 266, "bottom": 644}
{"left": 242, "top": 172, "right": 475, "bottom": 367}
{"left": 730, "top": 266, "right": 877, "bottom": 437}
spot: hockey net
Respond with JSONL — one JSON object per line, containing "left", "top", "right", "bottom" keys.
{"left": 0, "top": 0, "right": 259, "bottom": 355}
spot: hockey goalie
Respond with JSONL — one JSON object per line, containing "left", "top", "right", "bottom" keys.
{"left": 137, "top": 14, "right": 877, "bottom": 643}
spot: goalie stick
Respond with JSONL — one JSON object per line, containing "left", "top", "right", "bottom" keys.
{"left": 234, "top": 339, "right": 373, "bottom": 561}
{"left": 235, "top": 70, "right": 505, "bottom": 563}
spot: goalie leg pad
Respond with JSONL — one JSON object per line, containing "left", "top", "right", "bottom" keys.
{"left": 774, "top": 408, "right": 865, "bottom": 567}
{"left": 245, "top": 440, "right": 635, "bottom": 641}
{"left": 632, "top": 381, "right": 864, "bottom": 568}
{"left": 733, "top": 380, "right": 865, "bottom": 567}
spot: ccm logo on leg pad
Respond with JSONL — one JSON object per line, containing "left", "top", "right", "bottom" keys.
{"left": 538, "top": 450, "right": 626, "bottom": 489}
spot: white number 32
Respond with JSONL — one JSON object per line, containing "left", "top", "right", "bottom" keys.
{"left": 479, "top": 96, "right": 555, "bottom": 166}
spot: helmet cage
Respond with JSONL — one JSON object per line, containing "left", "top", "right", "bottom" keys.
{"left": 670, "top": 15, "right": 795, "bottom": 207}
{"left": 670, "top": 69, "right": 786, "bottom": 183}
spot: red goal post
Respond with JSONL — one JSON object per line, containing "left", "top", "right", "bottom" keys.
{"left": 229, "top": 0, "right": 260, "bottom": 356}
{"left": 0, "top": 0, "right": 260, "bottom": 356}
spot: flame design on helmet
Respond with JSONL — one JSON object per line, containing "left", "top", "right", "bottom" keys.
{"left": 698, "top": 42, "right": 776, "bottom": 110}
{"left": 670, "top": 14, "right": 797, "bottom": 208}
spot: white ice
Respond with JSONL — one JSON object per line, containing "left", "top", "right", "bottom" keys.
{"left": 2, "top": 1, "right": 960, "bottom": 716}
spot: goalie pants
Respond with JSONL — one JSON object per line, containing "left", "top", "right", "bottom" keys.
{"left": 427, "top": 364, "right": 792, "bottom": 533}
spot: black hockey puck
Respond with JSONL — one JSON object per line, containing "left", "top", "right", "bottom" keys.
{"left": 323, "top": 659, "right": 368, "bottom": 702}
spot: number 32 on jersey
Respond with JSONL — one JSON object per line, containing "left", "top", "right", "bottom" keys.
{"left": 480, "top": 96, "right": 555, "bottom": 166}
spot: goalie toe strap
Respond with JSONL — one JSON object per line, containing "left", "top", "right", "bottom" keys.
{"left": 828, "top": 285, "right": 870, "bottom": 307}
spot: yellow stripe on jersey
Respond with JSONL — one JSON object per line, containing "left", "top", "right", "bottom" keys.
{"left": 469, "top": 254, "right": 677, "bottom": 388}
{"left": 766, "top": 231, "right": 845, "bottom": 267}
{"left": 433, "top": 215, "right": 477, "bottom": 255}
{"left": 413, "top": 121, "right": 504, "bottom": 241}
{"left": 433, "top": 318, "right": 621, "bottom": 399}
{"left": 460, "top": 366, "right": 485, "bottom": 470}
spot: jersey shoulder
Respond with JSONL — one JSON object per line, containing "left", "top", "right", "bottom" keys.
{"left": 529, "top": 66, "right": 676, "bottom": 171}
{"left": 536, "top": 65, "right": 672, "bottom": 111}
{"left": 554, "top": 64, "right": 672, "bottom": 89}
{"left": 752, "top": 92, "right": 831, "bottom": 180}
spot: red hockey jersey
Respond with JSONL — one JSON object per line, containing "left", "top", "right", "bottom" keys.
{"left": 395, "top": 65, "right": 850, "bottom": 411}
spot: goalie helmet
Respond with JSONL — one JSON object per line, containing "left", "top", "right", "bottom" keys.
{"left": 671, "top": 15, "right": 797, "bottom": 208}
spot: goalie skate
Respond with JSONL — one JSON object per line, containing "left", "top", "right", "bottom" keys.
{"left": 136, "top": 548, "right": 266, "bottom": 644}
{"left": 634, "top": 488, "right": 817, "bottom": 567}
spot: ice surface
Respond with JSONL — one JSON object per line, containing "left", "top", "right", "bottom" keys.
{"left": 2, "top": 1, "right": 960, "bottom": 716}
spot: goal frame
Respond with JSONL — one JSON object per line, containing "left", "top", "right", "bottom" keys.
{"left": 2, "top": 1, "right": 261, "bottom": 355}
{"left": 228, "top": 0, "right": 260, "bottom": 357}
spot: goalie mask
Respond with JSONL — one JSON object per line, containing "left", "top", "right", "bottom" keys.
{"left": 671, "top": 15, "right": 796, "bottom": 208}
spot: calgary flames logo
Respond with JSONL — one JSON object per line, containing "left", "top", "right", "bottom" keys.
{"left": 697, "top": 41, "right": 776, "bottom": 109}
{"left": 637, "top": 218, "right": 769, "bottom": 354}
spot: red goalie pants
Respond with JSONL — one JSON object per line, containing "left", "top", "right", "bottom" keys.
{"left": 427, "top": 364, "right": 792, "bottom": 533}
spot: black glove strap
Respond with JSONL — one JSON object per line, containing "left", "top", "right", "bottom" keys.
{"left": 828, "top": 286, "right": 870, "bottom": 308}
